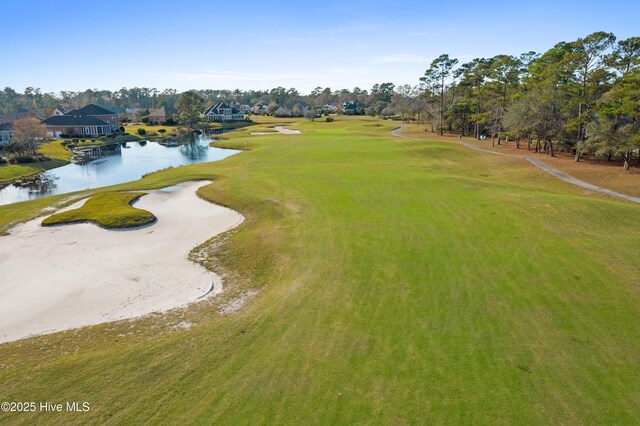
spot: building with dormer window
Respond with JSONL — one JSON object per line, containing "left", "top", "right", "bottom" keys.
{"left": 202, "top": 103, "right": 246, "bottom": 122}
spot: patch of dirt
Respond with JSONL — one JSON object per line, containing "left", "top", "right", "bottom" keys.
{"left": 219, "top": 289, "right": 259, "bottom": 315}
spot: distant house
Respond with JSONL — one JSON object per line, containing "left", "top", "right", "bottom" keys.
{"left": 42, "top": 115, "right": 112, "bottom": 138}
{"left": 202, "top": 103, "right": 246, "bottom": 122}
{"left": 342, "top": 102, "right": 358, "bottom": 114}
{"left": 52, "top": 106, "right": 66, "bottom": 117}
{"left": 65, "top": 104, "right": 119, "bottom": 132}
{"left": 118, "top": 107, "right": 143, "bottom": 122}
{"left": 251, "top": 104, "right": 268, "bottom": 114}
{"left": 0, "top": 123, "right": 13, "bottom": 146}
{"left": 325, "top": 104, "right": 338, "bottom": 113}
{"left": 236, "top": 104, "right": 252, "bottom": 114}
{"left": 148, "top": 106, "right": 168, "bottom": 125}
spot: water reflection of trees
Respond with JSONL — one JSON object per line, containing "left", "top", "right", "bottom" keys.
{"left": 206, "top": 128, "right": 232, "bottom": 135}
{"left": 12, "top": 172, "right": 57, "bottom": 193}
{"left": 177, "top": 133, "right": 217, "bottom": 160}
{"left": 72, "top": 144, "right": 122, "bottom": 165}
{"left": 179, "top": 142, "right": 209, "bottom": 160}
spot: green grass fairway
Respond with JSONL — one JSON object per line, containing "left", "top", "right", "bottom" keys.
{"left": 41, "top": 192, "right": 156, "bottom": 229}
{"left": 0, "top": 140, "right": 71, "bottom": 183}
{"left": 124, "top": 124, "right": 180, "bottom": 136}
{"left": 38, "top": 139, "right": 72, "bottom": 161}
{"left": 0, "top": 119, "right": 639, "bottom": 424}
{"left": 124, "top": 121, "right": 252, "bottom": 138}
{"left": 0, "top": 161, "right": 64, "bottom": 184}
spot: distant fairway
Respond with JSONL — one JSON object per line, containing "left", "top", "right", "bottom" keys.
{"left": 1, "top": 118, "right": 639, "bottom": 424}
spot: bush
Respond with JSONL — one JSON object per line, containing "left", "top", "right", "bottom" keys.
{"left": 72, "top": 138, "right": 80, "bottom": 143}
{"left": 158, "top": 129, "right": 166, "bottom": 134}
{"left": 325, "top": 117, "right": 334, "bottom": 122}
{"left": 14, "top": 155, "right": 35, "bottom": 164}
{"left": 141, "top": 116, "right": 149, "bottom": 124}
{"left": 164, "top": 118, "right": 176, "bottom": 125}
{"left": 119, "top": 126, "right": 125, "bottom": 133}
{"left": 137, "top": 128, "right": 146, "bottom": 135}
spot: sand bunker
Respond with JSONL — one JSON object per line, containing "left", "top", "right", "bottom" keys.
{"left": 0, "top": 181, "right": 243, "bottom": 344}
{"left": 250, "top": 126, "right": 301, "bottom": 135}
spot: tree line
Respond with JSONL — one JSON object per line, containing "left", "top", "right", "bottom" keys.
{"left": 413, "top": 32, "right": 640, "bottom": 168}
{"left": 0, "top": 84, "right": 400, "bottom": 120}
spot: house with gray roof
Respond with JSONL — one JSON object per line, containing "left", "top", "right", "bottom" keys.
{"left": 42, "top": 115, "right": 112, "bottom": 138}
{"left": 65, "top": 104, "right": 118, "bottom": 131}
{"left": 202, "top": 103, "right": 246, "bottom": 122}
{"left": 342, "top": 102, "right": 358, "bottom": 114}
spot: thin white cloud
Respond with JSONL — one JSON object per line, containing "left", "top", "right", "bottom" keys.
{"left": 148, "top": 65, "right": 380, "bottom": 83}
{"left": 369, "top": 54, "right": 432, "bottom": 64}
{"left": 139, "top": 69, "right": 382, "bottom": 93}
{"left": 146, "top": 70, "right": 323, "bottom": 84}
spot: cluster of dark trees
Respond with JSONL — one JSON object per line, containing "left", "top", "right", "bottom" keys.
{"left": 0, "top": 84, "right": 399, "bottom": 121}
{"left": 0, "top": 87, "right": 181, "bottom": 116}
{"left": 410, "top": 32, "right": 640, "bottom": 167}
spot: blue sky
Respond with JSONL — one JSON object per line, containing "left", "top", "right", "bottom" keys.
{"left": 1, "top": 0, "right": 638, "bottom": 94}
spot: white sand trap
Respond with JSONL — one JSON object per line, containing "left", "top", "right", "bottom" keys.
{"left": 251, "top": 126, "right": 301, "bottom": 135}
{"left": 0, "top": 181, "right": 243, "bottom": 344}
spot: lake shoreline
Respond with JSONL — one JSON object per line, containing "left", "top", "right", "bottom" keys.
{"left": 0, "top": 135, "right": 240, "bottom": 206}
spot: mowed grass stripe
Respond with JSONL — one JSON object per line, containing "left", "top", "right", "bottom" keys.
{"left": 0, "top": 120, "right": 639, "bottom": 424}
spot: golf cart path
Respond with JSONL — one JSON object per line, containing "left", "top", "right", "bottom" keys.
{"left": 391, "top": 126, "right": 640, "bottom": 204}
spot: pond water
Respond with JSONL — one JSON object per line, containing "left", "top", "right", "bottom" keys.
{"left": 0, "top": 134, "right": 240, "bottom": 206}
